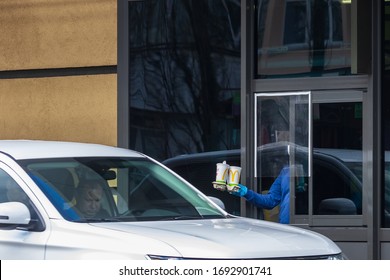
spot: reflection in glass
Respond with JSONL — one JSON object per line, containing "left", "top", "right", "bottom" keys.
{"left": 312, "top": 101, "right": 362, "bottom": 215}
{"left": 255, "top": 94, "right": 363, "bottom": 221}
{"left": 383, "top": 0, "right": 390, "bottom": 227}
{"left": 255, "top": 0, "right": 351, "bottom": 78}
{"left": 255, "top": 93, "right": 310, "bottom": 222}
{"left": 0, "top": 169, "right": 42, "bottom": 230}
{"left": 128, "top": 0, "right": 241, "bottom": 161}
{"left": 19, "top": 157, "right": 226, "bottom": 222}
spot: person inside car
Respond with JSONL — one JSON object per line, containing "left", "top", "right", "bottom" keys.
{"left": 74, "top": 179, "right": 109, "bottom": 218}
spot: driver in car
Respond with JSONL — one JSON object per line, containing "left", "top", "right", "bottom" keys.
{"left": 75, "top": 179, "right": 109, "bottom": 218}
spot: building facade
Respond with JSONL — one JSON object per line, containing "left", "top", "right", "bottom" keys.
{"left": 1, "top": 0, "right": 389, "bottom": 260}
{"left": 0, "top": 0, "right": 117, "bottom": 146}
{"left": 118, "top": 0, "right": 389, "bottom": 259}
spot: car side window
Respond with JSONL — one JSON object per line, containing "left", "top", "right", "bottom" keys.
{"left": 313, "top": 160, "right": 361, "bottom": 215}
{"left": 0, "top": 169, "right": 30, "bottom": 205}
{"left": 0, "top": 168, "right": 45, "bottom": 231}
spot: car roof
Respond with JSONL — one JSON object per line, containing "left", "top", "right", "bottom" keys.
{"left": 163, "top": 141, "right": 382, "bottom": 166}
{"left": 163, "top": 149, "right": 240, "bottom": 165}
{"left": 0, "top": 140, "right": 144, "bottom": 160}
{"left": 313, "top": 148, "right": 362, "bottom": 162}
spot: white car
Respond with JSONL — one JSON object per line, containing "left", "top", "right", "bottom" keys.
{"left": 0, "top": 140, "right": 345, "bottom": 260}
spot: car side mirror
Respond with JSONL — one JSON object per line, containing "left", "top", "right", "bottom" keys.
{"left": 0, "top": 202, "right": 31, "bottom": 225}
{"left": 318, "top": 198, "right": 357, "bottom": 215}
{"left": 207, "top": 196, "right": 225, "bottom": 210}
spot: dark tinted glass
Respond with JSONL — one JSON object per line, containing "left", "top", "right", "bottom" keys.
{"left": 255, "top": 0, "right": 351, "bottom": 78}
{"left": 128, "top": 0, "right": 241, "bottom": 161}
{"left": 383, "top": 0, "right": 390, "bottom": 227}
{"left": 19, "top": 157, "right": 226, "bottom": 222}
{"left": 312, "top": 155, "right": 362, "bottom": 215}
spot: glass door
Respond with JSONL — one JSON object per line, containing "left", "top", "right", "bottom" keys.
{"left": 254, "top": 90, "right": 363, "bottom": 226}
{"left": 310, "top": 90, "right": 363, "bottom": 226}
{"left": 254, "top": 92, "right": 311, "bottom": 224}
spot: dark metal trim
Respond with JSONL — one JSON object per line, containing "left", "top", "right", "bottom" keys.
{"left": 117, "top": 0, "right": 130, "bottom": 149}
{"left": 0, "top": 66, "right": 117, "bottom": 79}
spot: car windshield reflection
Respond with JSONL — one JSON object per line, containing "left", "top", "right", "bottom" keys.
{"left": 162, "top": 142, "right": 371, "bottom": 218}
{"left": 18, "top": 157, "right": 227, "bottom": 222}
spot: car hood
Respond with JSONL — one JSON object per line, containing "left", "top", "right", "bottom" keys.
{"left": 92, "top": 217, "right": 340, "bottom": 259}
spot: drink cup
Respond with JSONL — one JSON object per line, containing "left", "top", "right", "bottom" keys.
{"left": 215, "top": 161, "right": 230, "bottom": 184}
{"left": 226, "top": 166, "right": 241, "bottom": 192}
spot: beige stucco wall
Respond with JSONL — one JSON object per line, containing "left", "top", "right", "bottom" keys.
{"left": 0, "top": 0, "right": 118, "bottom": 146}
{"left": 0, "top": 0, "right": 117, "bottom": 70}
{"left": 0, "top": 75, "right": 117, "bottom": 146}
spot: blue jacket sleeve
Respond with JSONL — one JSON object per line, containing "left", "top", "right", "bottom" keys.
{"left": 243, "top": 168, "right": 287, "bottom": 210}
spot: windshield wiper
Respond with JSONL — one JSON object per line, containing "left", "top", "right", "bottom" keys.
{"left": 75, "top": 218, "right": 121, "bottom": 223}
{"left": 160, "top": 215, "right": 203, "bottom": 221}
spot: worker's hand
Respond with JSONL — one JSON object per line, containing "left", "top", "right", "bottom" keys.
{"left": 231, "top": 184, "right": 247, "bottom": 197}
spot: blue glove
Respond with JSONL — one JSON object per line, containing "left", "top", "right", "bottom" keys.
{"left": 231, "top": 184, "right": 247, "bottom": 197}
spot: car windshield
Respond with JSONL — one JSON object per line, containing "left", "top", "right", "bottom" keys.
{"left": 18, "top": 157, "right": 226, "bottom": 222}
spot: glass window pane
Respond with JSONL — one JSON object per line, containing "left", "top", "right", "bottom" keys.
{"left": 254, "top": 93, "right": 363, "bottom": 224}
{"left": 0, "top": 169, "right": 29, "bottom": 204}
{"left": 0, "top": 169, "right": 42, "bottom": 230}
{"left": 383, "top": 0, "right": 390, "bottom": 227}
{"left": 128, "top": 0, "right": 241, "bottom": 161}
{"left": 384, "top": 160, "right": 390, "bottom": 227}
{"left": 255, "top": 0, "right": 351, "bottom": 78}
{"left": 312, "top": 100, "right": 362, "bottom": 216}
{"left": 255, "top": 93, "right": 310, "bottom": 224}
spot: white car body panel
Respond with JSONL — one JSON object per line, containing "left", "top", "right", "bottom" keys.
{"left": 0, "top": 140, "right": 143, "bottom": 160}
{"left": 0, "top": 140, "right": 343, "bottom": 260}
{"left": 93, "top": 218, "right": 339, "bottom": 259}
